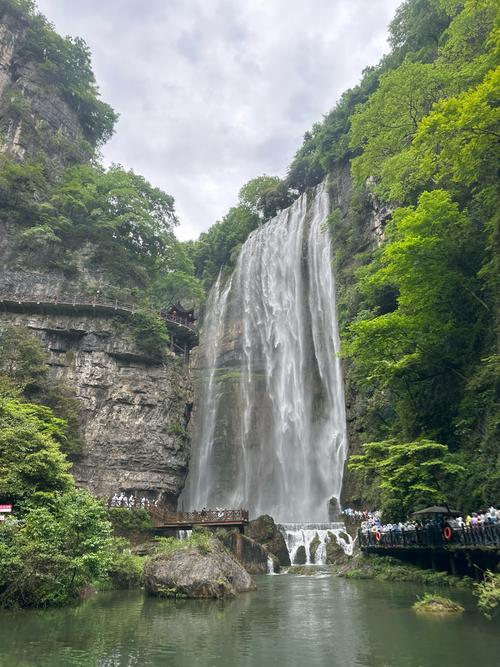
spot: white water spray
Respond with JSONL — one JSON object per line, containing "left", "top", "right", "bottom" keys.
{"left": 280, "top": 523, "right": 354, "bottom": 565}
{"left": 182, "top": 183, "right": 348, "bottom": 523}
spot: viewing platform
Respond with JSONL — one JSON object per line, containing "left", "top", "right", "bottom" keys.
{"left": 359, "top": 523, "right": 500, "bottom": 552}
{"left": 148, "top": 507, "right": 249, "bottom": 533}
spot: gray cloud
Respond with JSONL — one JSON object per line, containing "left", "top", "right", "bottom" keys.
{"left": 36, "top": 0, "right": 401, "bottom": 239}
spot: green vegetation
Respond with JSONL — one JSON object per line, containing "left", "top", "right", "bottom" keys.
{"left": 474, "top": 570, "right": 500, "bottom": 619}
{"left": 328, "top": 0, "right": 499, "bottom": 513}
{"left": 0, "top": 325, "right": 83, "bottom": 456}
{"left": 287, "top": 566, "right": 319, "bottom": 576}
{"left": 413, "top": 593, "right": 464, "bottom": 614}
{"left": 0, "top": 158, "right": 202, "bottom": 306}
{"left": 104, "top": 538, "right": 145, "bottom": 590}
{"left": 0, "top": 0, "right": 116, "bottom": 152}
{"left": 0, "top": 325, "right": 147, "bottom": 607}
{"left": 0, "top": 489, "right": 113, "bottom": 608}
{"left": 107, "top": 507, "right": 154, "bottom": 536}
{"left": 349, "top": 439, "right": 464, "bottom": 520}
{"left": 152, "top": 530, "right": 214, "bottom": 559}
{"left": 339, "top": 554, "right": 472, "bottom": 588}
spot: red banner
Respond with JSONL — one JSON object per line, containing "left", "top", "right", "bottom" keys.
{"left": 0, "top": 504, "right": 12, "bottom": 512}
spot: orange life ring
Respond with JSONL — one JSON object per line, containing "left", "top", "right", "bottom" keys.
{"left": 375, "top": 530, "right": 382, "bottom": 541}
{"left": 443, "top": 526, "right": 453, "bottom": 541}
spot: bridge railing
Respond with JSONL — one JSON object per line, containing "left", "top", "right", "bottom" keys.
{"left": 148, "top": 506, "right": 249, "bottom": 526}
{"left": 359, "top": 523, "right": 500, "bottom": 549}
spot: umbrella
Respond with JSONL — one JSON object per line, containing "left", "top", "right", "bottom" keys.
{"left": 411, "top": 506, "right": 461, "bottom": 517}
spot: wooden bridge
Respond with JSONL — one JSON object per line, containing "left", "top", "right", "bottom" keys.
{"left": 148, "top": 507, "right": 249, "bottom": 533}
{"left": 0, "top": 292, "right": 199, "bottom": 353}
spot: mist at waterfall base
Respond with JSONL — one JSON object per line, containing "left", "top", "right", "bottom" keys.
{"left": 182, "top": 183, "right": 348, "bottom": 524}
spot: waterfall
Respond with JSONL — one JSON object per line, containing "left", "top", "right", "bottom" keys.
{"left": 182, "top": 182, "right": 348, "bottom": 523}
{"left": 280, "top": 523, "right": 354, "bottom": 565}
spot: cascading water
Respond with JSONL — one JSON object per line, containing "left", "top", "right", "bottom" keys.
{"left": 280, "top": 523, "right": 355, "bottom": 565}
{"left": 182, "top": 182, "right": 348, "bottom": 527}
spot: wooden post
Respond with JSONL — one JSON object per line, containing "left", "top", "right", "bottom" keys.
{"left": 449, "top": 552, "right": 457, "bottom": 576}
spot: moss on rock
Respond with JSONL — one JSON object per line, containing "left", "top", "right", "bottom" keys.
{"left": 413, "top": 594, "right": 464, "bottom": 615}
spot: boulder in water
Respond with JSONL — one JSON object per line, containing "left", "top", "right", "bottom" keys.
{"left": 294, "top": 545, "right": 307, "bottom": 565}
{"left": 220, "top": 530, "right": 279, "bottom": 574}
{"left": 309, "top": 533, "right": 321, "bottom": 563}
{"left": 245, "top": 514, "right": 291, "bottom": 566}
{"left": 144, "top": 536, "right": 256, "bottom": 599}
{"left": 326, "top": 531, "right": 351, "bottom": 565}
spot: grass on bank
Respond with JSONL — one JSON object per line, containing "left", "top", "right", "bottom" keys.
{"left": 413, "top": 594, "right": 464, "bottom": 615}
{"left": 338, "top": 555, "right": 472, "bottom": 588}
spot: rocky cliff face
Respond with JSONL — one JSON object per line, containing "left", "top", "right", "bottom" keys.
{"left": 328, "top": 165, "right": 392, "bottom": 507}
{"left": 0, "top": 310, "right": 192, "bottom": 506}
{"left": 0, "top": 12, "right": 85, "bottom": 163}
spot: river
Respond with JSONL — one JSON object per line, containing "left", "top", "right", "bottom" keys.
{"left": 1, "top": 574, "right": 498, "bottom": 666}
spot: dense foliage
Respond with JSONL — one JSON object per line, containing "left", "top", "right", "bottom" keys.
{"left": 0, "top": 490, "right": 113, "bottom": 607}
{"left": 0, "top": 0, "right": 116, "bottom": 151}
{"left": 329, "top": 0, "right": 499, "bottom": 513}
{"left": 349, "top": 439, "right": 464, "bottom": 520}
{"left": 474, "top": 570, "right": 500, "bottom": 619}
{"left": 0, "top": 156, "right": 202, "bottom": 306}
{"left": 189, "top": 175, "right": 292, "bottom": 288}
{"left": 0, "top": 326, "right": 83, "bottom": 455}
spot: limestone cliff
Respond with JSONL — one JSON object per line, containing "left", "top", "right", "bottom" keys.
{"left": 0, "top": 310, "right": 192, "bottom": 506}
{"left": 0, "top": 11, "right": 86, "bottom": 164}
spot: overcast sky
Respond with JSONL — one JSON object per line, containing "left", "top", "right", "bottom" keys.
{"left": 36, "top": 0, "right": 401, "bottom": 240}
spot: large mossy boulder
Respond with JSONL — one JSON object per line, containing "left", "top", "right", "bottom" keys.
{"left": 245, "top": 514, "right": 290, "bottom": 566}
{"left": 144, "top": 535, "right": 256, "bottom": 599}
{"left": 220, "top": 530, "right": 279, "bottom": 574}
{"left": 294, "top": 545, "right": 307, "bottom": 565}
{"left": 326, "top": 531, "right": 350, "bottom": 565}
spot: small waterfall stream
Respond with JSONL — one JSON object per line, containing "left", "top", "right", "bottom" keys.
{"left": 280, "top": 523, "right": 354, "bottom": 565}
{"left": 182, "top": 182, "right": 348, "bottom": 526}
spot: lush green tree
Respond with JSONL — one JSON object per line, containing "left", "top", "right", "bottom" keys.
{"left": 0, "top": 489, "right": 112, "bottom": 608}
{"left": 239, "top": 175, "right": 292, "bottom": 219}
{"left": 349, "top": 438, "right": 463, "bottom": 520}
{"left": 0, "top": 397, "right": 73, "bottom": 512}
{"left": 388, "top": 0, "right": 451, "bottom": 61}
{"left": 345, "top": 190, "right": 484, "bottom": 440}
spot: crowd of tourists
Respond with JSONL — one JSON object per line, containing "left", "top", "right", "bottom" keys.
{"left": 109, "top": 493, "right": 157, "bottom": 508}
{"left": 342, "top": 506, "right": 500, "bottom": 535}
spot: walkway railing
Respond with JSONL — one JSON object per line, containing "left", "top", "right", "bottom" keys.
{"left": 0, "top": 292, "right": 198, "bottom": 335}
{"left": 148, "top": 506, "right": 249, "bottom": 528}
{"left": 359, "top": 523, "right": 500, "bottom": 550}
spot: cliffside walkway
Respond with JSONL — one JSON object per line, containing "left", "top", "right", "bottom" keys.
{"left": 0, "top": 292, "right": 199, "bottom": 352}
{"left": 148, "top": 507, "right": 249, "bottom": 533}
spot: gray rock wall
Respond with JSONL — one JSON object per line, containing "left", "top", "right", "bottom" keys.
{"left": 0, "top": 311, "right": 192, "bottom": 507}
{"left": 0, "top": 13, "right": 84, "bottom": 163}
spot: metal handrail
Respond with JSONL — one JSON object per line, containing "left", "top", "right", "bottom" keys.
{"left": 0, "top": 292, "right": 198, "bottom": 334}
{"left": 358, "top": 523, "right": 500, "bottom": 549}
{"left": 148, "top": 506, "right": 249, "bottom": 526}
